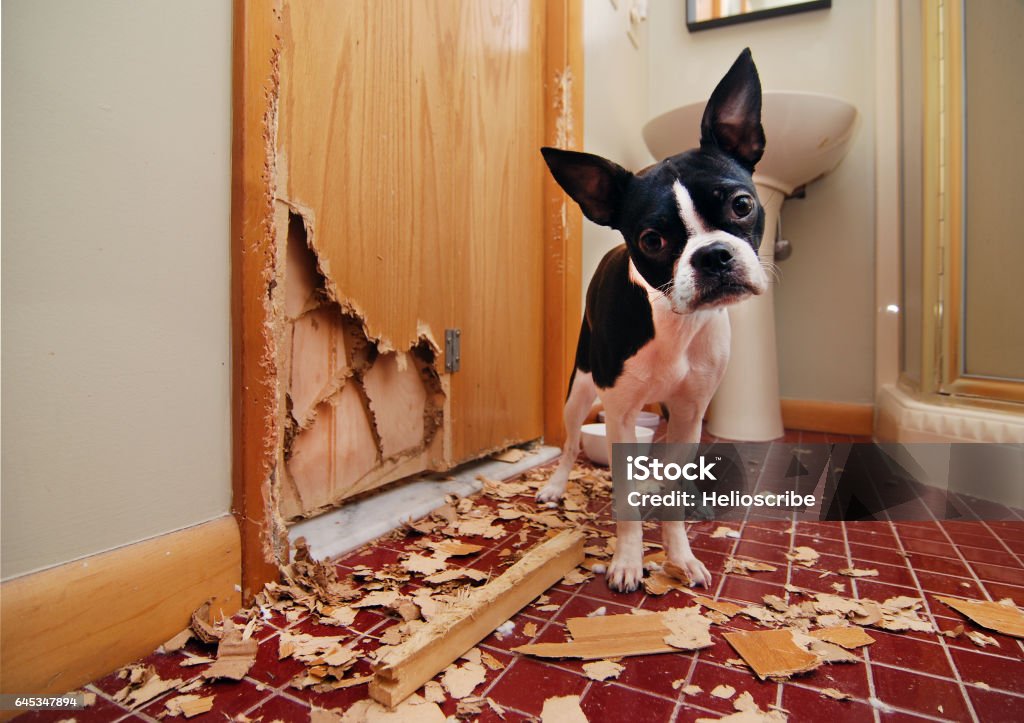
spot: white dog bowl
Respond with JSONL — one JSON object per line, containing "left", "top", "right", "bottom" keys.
{"left": 598, "top": 410, "right": 661, "bottom": 430}
{"left": 581, "top": 423, "right": 655, "bottom": 466}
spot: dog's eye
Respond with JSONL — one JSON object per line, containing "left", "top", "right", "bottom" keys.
{"left": 638, "top": 231, "right": 666, "bottom": 255}
{"left": 731, "top": 193, "right": 755, "bottom": 218}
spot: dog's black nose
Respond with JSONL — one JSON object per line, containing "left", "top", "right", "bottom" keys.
{"left": 693, "top": 242, "right": 733, "bottom": 275}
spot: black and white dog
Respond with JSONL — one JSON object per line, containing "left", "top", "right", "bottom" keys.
{"left": 537, "top": 49, "right": 768, "bottom": 592}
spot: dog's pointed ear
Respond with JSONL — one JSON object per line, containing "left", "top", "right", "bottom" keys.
{"left": 700, "top": 48, "right": 765, "bottom": 171}
{"left": 540, "top": 147, "right": 632, "bottom": 228}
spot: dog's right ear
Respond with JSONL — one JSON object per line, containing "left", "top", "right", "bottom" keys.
{"left": 540, "top": 147, "right": 632, "bottom": 228}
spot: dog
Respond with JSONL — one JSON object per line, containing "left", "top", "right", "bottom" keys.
{"left": 536, "top": 49, "right": 768, "bottom": 592}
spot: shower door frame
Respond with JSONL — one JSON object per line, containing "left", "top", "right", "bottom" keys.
{"left": 918, "top": 0, "right": 1024, "bottom": 407}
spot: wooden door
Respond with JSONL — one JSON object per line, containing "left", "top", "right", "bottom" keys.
{"left": 232, "top": 0, "right": 582, "bottom": 594}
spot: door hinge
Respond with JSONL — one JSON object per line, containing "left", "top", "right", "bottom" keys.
{"left": 445, "top": 328, "right": 461, "bottom": 373}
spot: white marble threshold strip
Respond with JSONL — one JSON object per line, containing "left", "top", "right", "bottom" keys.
{"left": 288, "top": 445, "right": 561, "bottom": 562}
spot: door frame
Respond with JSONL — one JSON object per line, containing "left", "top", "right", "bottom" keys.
{"left": 230, "top": 0, "right": 583, "bottom": 600}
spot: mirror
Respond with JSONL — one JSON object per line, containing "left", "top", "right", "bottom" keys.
{"left": 687, "top": 0, "right": 830, "bottom": 32}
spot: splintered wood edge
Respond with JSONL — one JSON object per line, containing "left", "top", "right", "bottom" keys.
{"left": 936, "top": 596, "right": 1024, "bottom": 638}
{"left": 368, "top": 529, "right": 585, "bottom": 707}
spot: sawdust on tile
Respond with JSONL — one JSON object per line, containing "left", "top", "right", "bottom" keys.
{"left": 202, "top": 634, "right": 257, "bottom": 681}
{"left": 340, "top": 693, "right": 446, "bottom": 722}
{"left": 540, "top": 694, "right": 588, "bottom": 723}
{"left": 440, "top": 651, "right": 486, "bottom": 700}
{"left": 696, "top": 690, "right": 788, "bottom": 723}
{"left": 113, "top": 666, "right": 185, "bottom": 709}
{"left": 693, "top": 596, "right": 744, "bottom": 618}
{"left": 838, "top": 567, "right": 878, "bottom": 578}
{"left": 582, "top": 660, "right": 625, "bottom": 681}
{"left": 663, "top": 606, "right": 714, "bottom": 650}
{"left": 809, "top": 626, "right": 875, "bottom": 649}
{"left": 493, "top": 448, "right": 530, "bottom": 463}
{"left": 164, "top": 694, "right": 215, "bottom": 718}
{"left": 785, "top": 546, "right": 820, "bottom": 567}
{"left": 725, "top": 558, "right": 779, "bottom": 575}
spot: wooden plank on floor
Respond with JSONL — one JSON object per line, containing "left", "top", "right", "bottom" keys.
{"left": 369, "top": 529, "right": 585, "bottom": 707}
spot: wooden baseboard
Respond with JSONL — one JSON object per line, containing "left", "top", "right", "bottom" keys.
{"left": 780, "top": 399, "right": 874, "bottom": 437}
{"left": 0, "top": 516, "right": 241, "bottom": 701}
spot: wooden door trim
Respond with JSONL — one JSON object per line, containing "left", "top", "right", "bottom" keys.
{"left": 542, "top": 0, "right": 584, "bottom": 449}
{"left": 231, "top": 0, "right": 583, "bottom": 597}
{"left": 231, "top": 0, "right": 282, "bottom": 601}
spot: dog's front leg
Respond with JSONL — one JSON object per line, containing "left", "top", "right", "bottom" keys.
{"left": 661, "top": 363, "right": 723, "bottom": 589}
{"left": 663, "top": 521, "right": 711, "bottom": 588}
{"left": 607, "top": 520, "right": 644, "bottom": 592}
{"left": 604, "top": 408, "right": 645, "bottom": 592}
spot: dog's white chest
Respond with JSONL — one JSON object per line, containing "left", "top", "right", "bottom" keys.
{"left": 616, "top": 305, "right": 729, "bottom": 405}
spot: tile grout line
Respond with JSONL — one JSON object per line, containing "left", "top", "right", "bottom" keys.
{"left": 783, "top": 678, "right": 974, "bottom": 723}
{"left": 885, "top": 517, "right": 981, "bottom": 723}
{"left": 924, "top": 526, "right": 1000, "bottom": 604}
{"left": 868, "top": 659, "right": 1024, "bottom": 696}
{"left": 762, "top": 438, "right": 792, "bottom": 717}
{"left": 913, "top": 490, "right": 1024, "bottom": 715}
{"left": 858, "top": 447, "right": 939, "bottom": 719}
{"left": 842, "top": 518, "right": 881, "bottom": 723}
{"left": 673, "top": 440, "right": 764, "bottom": 720}
{"left": 971, "top": 519, "right": 1024, "bottom": 569}
{"left": 776, "top": 505, "right": 798, "bottom": 713}
{"left": 96, "top": 688, "right": 162, "bottom": 723}
{"left": 973, "top": 518, "right": 1024, "bottom": 658}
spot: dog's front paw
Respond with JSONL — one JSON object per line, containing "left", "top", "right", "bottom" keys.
{"left": 535, "top": 480, "right": 566, "bottom": 504}
{"left": 606, "top": 555, "right": 644, "bottom": 593}
{"left": 671, "top": 554, "right": 712, "bottom": 589}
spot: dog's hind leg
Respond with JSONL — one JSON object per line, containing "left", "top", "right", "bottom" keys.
{"left": 536, "top": 369, "right": 597, "bottom": 503}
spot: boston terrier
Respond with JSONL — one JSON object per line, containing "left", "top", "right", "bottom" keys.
{"left": 537, "top": 49, "right": 768, "bottom": 592}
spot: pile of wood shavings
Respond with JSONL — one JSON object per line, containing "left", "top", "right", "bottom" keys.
{"left": 102, "top": 456, "right": 1019, "bottom": 722}
{"left": 105, "top": 462, "right": 612, "bottom": 720}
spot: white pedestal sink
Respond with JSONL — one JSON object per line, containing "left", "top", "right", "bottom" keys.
{"left": 643, "top": 92, "right": 857, "bottom": 441}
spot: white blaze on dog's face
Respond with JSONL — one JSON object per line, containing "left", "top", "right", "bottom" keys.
{"left": 539, "top": 48, "right": 769, "bottom": 315}
{"left": 666, "top": 179, "right": 768, "bottom": 312}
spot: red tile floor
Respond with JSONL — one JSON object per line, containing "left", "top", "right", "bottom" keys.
{"left": 15, "top": 430, "right": 1024, "bottom": 723}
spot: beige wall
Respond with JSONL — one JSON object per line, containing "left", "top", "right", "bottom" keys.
{"left": 581, "top": 0, "right": 651, "bottom": 311}
{"left": 580, "top": 0, "right": 876, "bottom": 404}
{"left": 1, "top": 0, "right": 233, "bottom": 579}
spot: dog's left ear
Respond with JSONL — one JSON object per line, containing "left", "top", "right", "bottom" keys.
{"left": 700, "top": 48, "right": 765, "bottom": 171}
